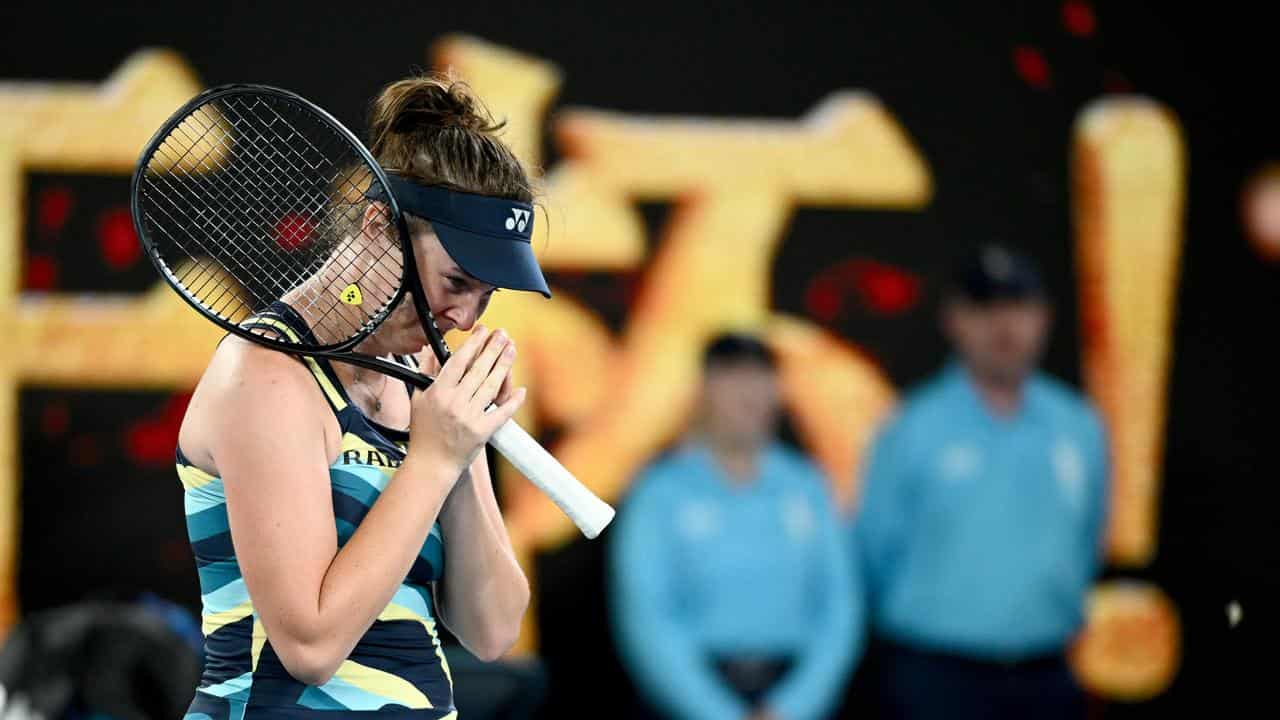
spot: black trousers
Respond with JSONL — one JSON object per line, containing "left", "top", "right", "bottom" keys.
{"left": 628, "top": 655, "right": 794, "bottom": 720}
{"left": 875, "top": 641, "right": 1085, "bottom": 720}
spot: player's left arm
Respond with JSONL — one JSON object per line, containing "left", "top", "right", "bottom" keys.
{"left": 763, "top": 473, "right": 864, "bottom": 720}
{"left": 435, "top": 450, "right": 530, "bottom": 660}
{"left": 433, "top": 350, "right": 530, "bottom": 661}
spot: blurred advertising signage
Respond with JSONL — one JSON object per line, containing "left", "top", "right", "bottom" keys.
{"left": 0, "top": 38, "right": 1182, "bottom": 698}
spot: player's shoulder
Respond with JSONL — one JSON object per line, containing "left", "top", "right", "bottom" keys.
{"left": 206, "top": 337, "right": 314, "bottom": 398}
{"left": 180, "top": 337, "right": 329, "bottom": 472}
{"left": 190, "top": 337, "right": 329, "bottom": 437}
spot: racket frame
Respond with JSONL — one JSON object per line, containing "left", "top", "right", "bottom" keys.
{"left": 130, "top": 83, "right": 446, "bottom": 386}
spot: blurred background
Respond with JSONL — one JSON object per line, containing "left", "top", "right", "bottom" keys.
{"left": 0, "top": 1, "right": 1276, "bottom": 717}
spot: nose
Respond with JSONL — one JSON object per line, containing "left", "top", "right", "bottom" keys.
{"left": 441, "top": 303, "right": 479, "bottom": 333}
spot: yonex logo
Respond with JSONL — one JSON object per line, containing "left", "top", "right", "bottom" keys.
{"left": 505, "top": 208, "right": 531, "bottom": 232}
{"left": 340, "top": 283, "right": 363, "bottom": 306}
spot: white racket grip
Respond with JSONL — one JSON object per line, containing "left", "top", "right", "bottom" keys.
{"left": 488, "top": 418, "right": 615, "bottom": 539}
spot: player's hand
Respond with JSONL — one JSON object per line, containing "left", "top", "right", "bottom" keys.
{"left": 407, "top": 325, "right": 526, "bottom": 474}
{"left": 416, "top": 330, "right": 517, "bottom": 406}
{"left": 743, "top": 709, "right": 781, "bottom": 720}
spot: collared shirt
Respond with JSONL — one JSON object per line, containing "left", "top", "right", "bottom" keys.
{"left": 610, "top": 442, "right": 863, "bottom": 720}
{"left": 854, "top": 363, "right": 1108, "bottom": 661}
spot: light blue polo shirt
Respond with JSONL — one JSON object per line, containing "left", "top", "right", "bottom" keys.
{"left": 610, "top": 442, "right": 863, "bottom": 720}
{"left": 854, "top": 363, "right": 1108, "bottom": 660}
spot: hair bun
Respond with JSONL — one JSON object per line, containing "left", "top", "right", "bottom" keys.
{"left": 367, "top": 72, "right": 531, "bottom": 203}
{"left": 370, "top": 75, "right": 501, "bottom": 144}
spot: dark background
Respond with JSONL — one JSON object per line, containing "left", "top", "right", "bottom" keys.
{"left": 4, "top": 1, "right": 1276, "bottom": 716}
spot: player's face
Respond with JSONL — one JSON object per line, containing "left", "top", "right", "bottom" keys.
{"left": 945, "top": 298, "right": 1050, "bottom": 386}
{"left": 701, "top": 362, "right": 781, "bottom": 446}
{"left": 375, "top": 216, "right": 496, "bottom": 354}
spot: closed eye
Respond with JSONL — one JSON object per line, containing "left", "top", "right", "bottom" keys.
{"left": 445, "top": 273, "right": 498, "bottom": 297}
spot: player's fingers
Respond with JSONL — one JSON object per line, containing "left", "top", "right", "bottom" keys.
{"left": 435, "top": 325, "right": 490, "bottom": 387}
{"left": 470, "top": 340, "right": 516, "bottom": 409}
{"left": 456, "top": 328, "right": 509, "bottom": 400}
{"left": 495, "top": 358, "right": 515, "bottom": 405}
{"left": 415, "top": 346, "right": 443, "bottom": 377}
{"left": 479, "top": 386, "right": 527, "bottom": 436}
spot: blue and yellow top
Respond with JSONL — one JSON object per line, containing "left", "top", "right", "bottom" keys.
{"left": 180, "top": 303, "right": 454, "bottom": 719}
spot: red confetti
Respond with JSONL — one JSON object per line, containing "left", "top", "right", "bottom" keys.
{"left": 41, "top": 402, "right": 70, "bottom": 437}
{"left": 25, "top": 253, "right": 58, "bottom": 290}
{"left": 37, "top": 187, "right": 74, "bottom": 233}
{"left": 127, "top": 423, "right": 177, "bottom": 466}
{"left": 854, "top": 262, "right": 921, "bottom": 315}
{"left": 97, "top": 207, "right": 141, "bottom": 269}
{"left": 125, "top": 392, "right": 193, "bottom": 467}
{"left": 1062, "top": 1, "right": 1097, "bottom": 37}
{"left": 1013, "top": 45, "right": 1052, "bottom": 90}
{"left": 804, "top": 258, "right": 923, "bottom": 321}
{"left": 805, "top": 282, "right": 842, "bottom": 323}
{"left": 275, "top": 213, "right": 314, "bottom": 251}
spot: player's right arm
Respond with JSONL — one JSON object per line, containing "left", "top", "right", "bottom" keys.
{"left": 185, "top": 328, "right": 520, "bottom": 685}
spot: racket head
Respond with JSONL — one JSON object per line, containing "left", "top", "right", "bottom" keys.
{"left": 131, "top": 84, "right": 417, "bottom": 354}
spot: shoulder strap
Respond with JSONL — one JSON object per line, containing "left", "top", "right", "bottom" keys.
{"left": 396, "top": 353, "right": 422, "bottom": 398}
{"left": 240, "top": 308, "right": 351, "bottom": 415}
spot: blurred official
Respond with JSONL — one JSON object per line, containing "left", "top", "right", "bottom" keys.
{"left": 854, "top": 246, "right": 1108, "bottom": 719}
{"left": 611, "top": 334, "right": 861, "bottom": 720}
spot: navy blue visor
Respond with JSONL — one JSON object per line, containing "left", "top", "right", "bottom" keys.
{"left": 368, "top": 175, "right": 550, "bottom": 298}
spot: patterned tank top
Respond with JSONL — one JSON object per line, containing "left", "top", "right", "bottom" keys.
{"left": 180, "top": 303, "right": 454, "bottom": 719}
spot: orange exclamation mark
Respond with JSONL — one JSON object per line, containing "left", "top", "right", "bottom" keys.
{"left": 1073, "top": 98, "right": 1185, "bottom": 566}
{"left": 1069, "top": 98, "right": 1186, "bottom": 701}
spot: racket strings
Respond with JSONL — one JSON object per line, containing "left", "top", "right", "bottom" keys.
{"left": 215, "top": 96, "right": 407, "bottom": 308}
{"left": 161, "top": 102, "right": 366, "bottom": 308}
{"left": 162, "top": 107, "right": 316, "bottom": 278}
{"left": 143, "top": 118, "right": 268, "bottom": 316}
{"left": 144, "top": 113, "right": 333, "bottom": 320}
{"left": 136, "top": 92, "right": 407, "bottom": 348}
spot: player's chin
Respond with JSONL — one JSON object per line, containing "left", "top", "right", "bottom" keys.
{"left": 396, "top": 333, "right": 428, "bottom": 356}
{"left": 403, "top": 326, "right": 434, "bottom": 355}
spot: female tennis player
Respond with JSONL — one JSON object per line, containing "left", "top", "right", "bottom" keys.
{"left": 175, "top": 75, "right": 548, "bottom": 718}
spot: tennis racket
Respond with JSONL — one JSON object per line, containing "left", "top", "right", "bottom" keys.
{"left": 130, "top": 84, "right": 613, "bottom": 539}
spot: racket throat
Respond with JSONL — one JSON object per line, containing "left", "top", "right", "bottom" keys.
{"left": 406, "top": 281, "right": 452, "bottom": 364}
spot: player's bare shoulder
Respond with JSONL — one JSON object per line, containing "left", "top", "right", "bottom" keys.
{"left": 178, "top": 336, "right": 336, "bottom": 474}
